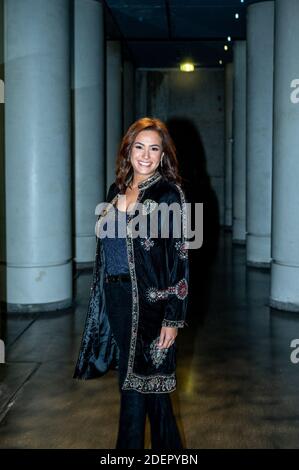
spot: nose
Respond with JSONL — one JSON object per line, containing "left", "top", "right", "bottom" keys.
{"left": 143, "top": 149, "right": 150, "bottom": 159}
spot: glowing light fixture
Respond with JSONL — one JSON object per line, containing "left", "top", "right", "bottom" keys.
{"left": 180, "top": 62, "right": 195, "bottom": 72}
{"left": 227, "top": 36, "right": 231, "bottom": 42}
{"left": 224, "top": 45, "right": 229, "bottom": 51}
{"left": 235, "top": 12, "right": 239, "bottom": 19}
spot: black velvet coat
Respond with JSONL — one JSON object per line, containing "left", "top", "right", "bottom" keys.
{"left": 73, "top": 170, "right": 189, "bottom": 393}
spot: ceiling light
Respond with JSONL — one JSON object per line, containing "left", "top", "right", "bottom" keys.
{"left": 227, "top": 36, "right": 231, "bottom": 42}
{"left": 180, "top": 62, "right": 195, "bottom": 72}
{"left": 235, "top": 13, "right": 239, "bottom": 19}
{"left": 224, "top": 45, "right": 229, "bottom": 51}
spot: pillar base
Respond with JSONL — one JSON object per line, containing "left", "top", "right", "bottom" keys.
{"left": 270, "top": 261, "right": 299, "bottom": 312}
{"left": 232, "top": 238, "right": 246, "bottom": 245}
{"left": 232, "top": 217, "right": 246, "bottom": 244}
{"left": 1, "top": 297, "right": 73, "bottom": 313}
{"left": 0, "top": 261, "right": 72, "bottom": 306}
{"left": 246, "top": 233, "right": 271, "bottom": 266}
{"left": 247, "top": 260, "right": 271, "bottom": 269}
{"left": 75, "top": 261, "right": 93, "bottom": 270}
{"left": 269, "top": 298, "right": 299, "bottom": 313}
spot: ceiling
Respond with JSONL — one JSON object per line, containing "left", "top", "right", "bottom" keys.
{"left": 103, "top": 0, "right": 272, "bottom": 68}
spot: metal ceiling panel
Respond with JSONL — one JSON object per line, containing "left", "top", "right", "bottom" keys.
{"left": 127, "top": 40, "right": 233, "bottom": 68}
{"left": 104, "top": 0, "right": 271, "bottom": 67}
{"left": 106, "top": 1, "right": 168, "bottom": 38}
{"left": 171, "top": 6, "right": 246, "bottom": 38}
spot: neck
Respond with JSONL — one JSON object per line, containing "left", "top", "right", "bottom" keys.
{"left": 129, "top": 170, "right": 157, "bottom": 189}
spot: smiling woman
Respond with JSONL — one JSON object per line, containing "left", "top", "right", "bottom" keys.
{"left": 73, "top": 116, "right": 189, "bottom": 450}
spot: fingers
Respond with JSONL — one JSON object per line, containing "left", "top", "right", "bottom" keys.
{"left": 158, "top": 328, "right": 177, "bottom": 349}
{"left": 158, "top": 330, "right": 165, "bottom": 348}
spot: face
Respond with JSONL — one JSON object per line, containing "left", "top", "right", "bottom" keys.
{"left": 130, "top": 130, "right": 163, "bottom": 178}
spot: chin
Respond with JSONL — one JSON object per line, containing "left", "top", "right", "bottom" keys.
{"left": 139, "top": 167, "right": 153, "bottom": 174}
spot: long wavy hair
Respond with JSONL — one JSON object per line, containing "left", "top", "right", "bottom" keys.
{"left": 115, "top": 117, "right": 182, "bottom": 193}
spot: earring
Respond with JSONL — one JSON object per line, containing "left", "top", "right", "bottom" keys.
{"left": 160, "top": 153, "right": 164, "bottom": 167}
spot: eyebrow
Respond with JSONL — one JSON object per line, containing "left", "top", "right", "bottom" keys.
{"left": 134, "top": 142, "right": 161, "bottom": 148}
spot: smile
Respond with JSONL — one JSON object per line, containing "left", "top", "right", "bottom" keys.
{"left": 138, "top": 161, "right": 152, "bottom": 167}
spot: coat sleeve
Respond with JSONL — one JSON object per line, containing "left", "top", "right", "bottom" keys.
{"left": 162, "top": 184, "right": 189, "bottom": 329}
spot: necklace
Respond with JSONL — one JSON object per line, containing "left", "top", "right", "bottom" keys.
{"left": 128, "top": 170, "right": 160, "bottom": 190}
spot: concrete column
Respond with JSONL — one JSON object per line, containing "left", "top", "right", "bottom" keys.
{"left": 224, "top": 62, "right": 233, "bottom": 229}
{"left": 246, "top": 1, "right": 274, "bottom": 268}
{"left": 123, "top": 59, "right": 135, "bottom": 134}
{"left": 106, "top": 40, "right": 122, "bottom": 192}
{"left": 73, "top": 0, "right": 105, "bottom": 265}
{"left": 0, "top": 0, "right": 5, "bottom": 317}
{"left": 270, "top": 0, "right": 299, "bottom": 311}
{"left": 1, "top": 0, "right": 72, "bottom": 312}
{"left": 232, "top": 41, "right": 247, "bottom": 244}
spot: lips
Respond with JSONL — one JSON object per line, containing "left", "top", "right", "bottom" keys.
{"left": 138, "top": 161, "right": 151, "bottom": 167}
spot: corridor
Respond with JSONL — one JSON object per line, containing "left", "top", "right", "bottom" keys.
{"left": 1, "top": 0, "right": 299, "bottom": 452}
{"left": 1, "top": 230, "right": 299, "bottom": 449}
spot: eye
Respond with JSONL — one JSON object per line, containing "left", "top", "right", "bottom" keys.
{"left": 152, "top": 147, "right": 159, "bottom": 151}
{"left": 135, "top": 144, "right": 142, "bottom": 149}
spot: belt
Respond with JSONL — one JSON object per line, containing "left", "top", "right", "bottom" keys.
{"left": 105, "top": 273, "right": 131, "bottom": 283}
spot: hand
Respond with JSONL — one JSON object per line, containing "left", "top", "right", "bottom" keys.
{"left": 158, "top": 326, "right": 178, "bottom": 349}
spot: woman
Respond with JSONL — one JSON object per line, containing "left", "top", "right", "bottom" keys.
{"left": 73, "top": 117, "right": 189, "bottom": 449}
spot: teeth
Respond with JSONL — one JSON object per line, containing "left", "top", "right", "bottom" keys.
{"left": 138, "top": 161, "right": 151, "bottom": 166}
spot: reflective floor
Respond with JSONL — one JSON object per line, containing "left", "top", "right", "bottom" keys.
{"left": 1, "top": 229, "right": 299, "bottom": 449}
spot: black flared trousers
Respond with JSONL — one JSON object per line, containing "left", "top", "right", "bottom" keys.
{"left": 104, "top": 277, "right": 184, "bottom": 450}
